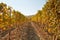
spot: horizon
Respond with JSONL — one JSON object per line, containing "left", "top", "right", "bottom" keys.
{"left": 0, "top": 0, "right": 46, "bottom": 16}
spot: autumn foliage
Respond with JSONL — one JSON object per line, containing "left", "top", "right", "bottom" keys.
{"left": 30, "top": 0, "right": 60, "bottom": 40}
{"left": 0, "top": 3, "right": 27, "bottom": 31}
{"left": 0, "top": 0, "right": 60, "bottom": 40}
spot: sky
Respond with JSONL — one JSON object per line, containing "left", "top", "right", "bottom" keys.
{"left": 0, "top": 0, "right": 46, "bottom": 16}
